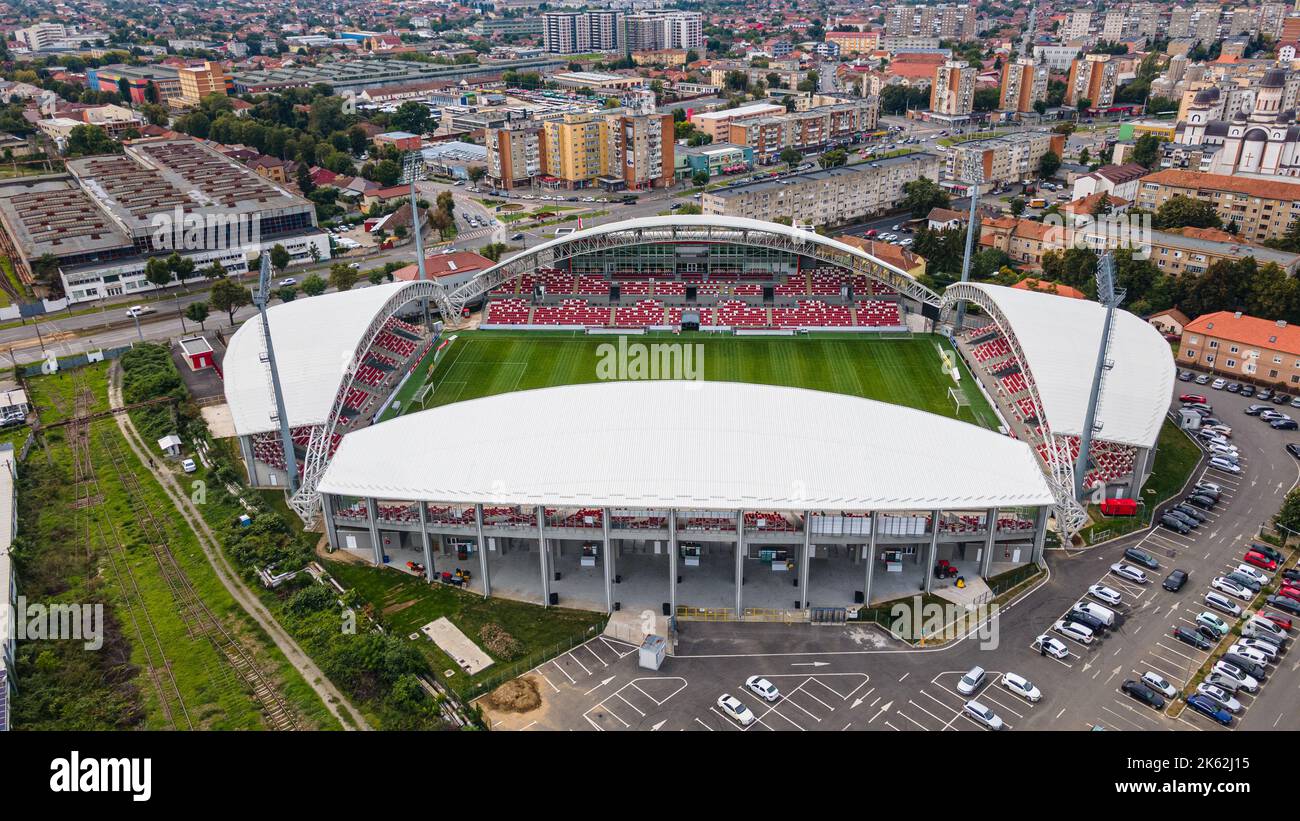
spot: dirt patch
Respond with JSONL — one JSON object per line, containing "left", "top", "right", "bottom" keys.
{"left": 382, "top": 599, "right": 417, "bottom": 616}
{"left": 478, "top": 622, "right": 524, "bottom": 660}
{"left": 484, "top": 676, "right": 541, "bottom": 713}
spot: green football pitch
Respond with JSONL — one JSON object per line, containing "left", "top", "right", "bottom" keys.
{"left": 381, "top": 330, "right": 1001, "bottom": 429}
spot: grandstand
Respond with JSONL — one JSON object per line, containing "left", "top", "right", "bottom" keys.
{"left": 221, "top": 215, "right": 1175, "bottom": 617}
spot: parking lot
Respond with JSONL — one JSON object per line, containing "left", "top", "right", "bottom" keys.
{"left": 477, "top": 371, "right": 1300, "bottom": 731}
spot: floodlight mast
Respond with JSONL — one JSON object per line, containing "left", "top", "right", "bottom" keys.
{"left": 405, "top": 151, "right": 432, "bottom": 328}
{"left": 1073, "top": 252, "right": 1124, "bottom": 501}
{"left": 953, "top": 169, "right": 982, "bottom": 333}
{"left": 255, "top": 250, "right": 299, "bottom": 492}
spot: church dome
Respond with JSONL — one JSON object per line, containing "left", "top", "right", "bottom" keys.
{"left": 1263, "top": 68, "right": 1287, "bottom": 89}
{"left": 1245, "top": 128, "right": 1268, "bottom": 142}
{"left": 1192, "top": 87, "right": 1220, "bottom": 104}
{"left": 1278, "top": 110, "right": 1295, "bottom": 124}
{"left": 1232, "top": 110, "right": 1248, "bottom": 122}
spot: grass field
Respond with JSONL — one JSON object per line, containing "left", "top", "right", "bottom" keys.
{"left": 396, "top": 330, "right": 1001, "bottom": 429}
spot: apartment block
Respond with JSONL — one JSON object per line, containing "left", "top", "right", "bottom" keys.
{"left": 726, "top": 101, "right": 878, "bottom": 163}
{"left": 539, "top": 110, "right": 674, "bottom": 189}
{"left": 1135, "top": 169, "right": 1300, "bottom": 243}
{"left": 701, "top": 152, "right": 942, "bottom": 226}
{"left": 624, "top": 11, "right": 703, "bottom": 51}
{"left": 1000, "top": 58, "right": 1047, "bottom": 113}
{"left": 486, "top": 123, "right": 543, "bottom": 189}
{"left": 947, "top": 132, "right": 1066, "bottom": 192}
{"left": 931, "top": 60, "right": 976, "bottom": 116}
{"left": 1066, "top": 54, "right": 1119, "bottom": 109}
{"left": 1179, "top": 311, "right": 1300, "bottom": 387}
{"left": 542, "top": 11, "right": 624, "bottom": 54}
{"left": 176, "top": 61, "right": 229, "bottom": 106}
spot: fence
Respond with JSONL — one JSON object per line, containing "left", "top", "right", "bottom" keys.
{"left": 459, "top": 625, "right": 605, "bottom": 702}
{"left": 19, "top": 344, "right": 134, "bottom": 377}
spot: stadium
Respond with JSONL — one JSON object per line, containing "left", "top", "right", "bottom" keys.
{"left": 224, "top": 215, "right": 1173, "bottom": 617}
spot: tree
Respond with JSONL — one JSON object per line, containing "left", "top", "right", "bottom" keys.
{"left": 973, "top": 87, "right": 1000, "bottom": 112}
{"left": 65, "top": 124, "right": 121, "bottom": 157}
{"left": 1032, "top": 99, "right": 1048, "bottom": 116}
{"left": 184, "top": 301, "right": 209, "bottom": 330}
{"left": 1153, "top": 196, "right": 1223, "bottom": 230}
{"left": 204, "top": 260, "right": 225, "bottom": 280}
{"left": 269, "top": 243, "right": 291, "bottom": 273}
{"left": 144, "top": 256, "right": 173, "bottom": 290}
{"left": 1010, "top": 197, "right": 1026, "bottom": 217}
{"left": 1276, "top": 487, "right": 1300, "bottom": 537}
{"left": 779, "top": 147, "right": 803, "bottom": 168}
{"left": 1078, "top": 147, "right": 1090, "bottom": 166}
{"left": 479, "top": 242, "right": 508, "bottom": 262}
{"left": 209, "top": 277, "right": 251, "bottom": 326}
{"left": 276, "top": 286, "right": 298, "bottom": 302}
{"left": 901, "top": 177, "right": 950, "bottom": 218}
{"left": 1037, "top": 150, "right": 1061, "bottom": 179}
{"left": 691, "top": 170, "right": 710, "bottom": 187}
{"left": 1131, "top": 133, "right": 1165, "bottom": 170}
{"left": 468, "top": 165, "right": 487, "bottom": 185}
{"left": 301, "top": 273, "right": 327, "bottom": 296}
{"left": 389, "top": 101, "right": 431, "bottom": 135}
{"left": 818, "top": 147, "right": 848, "bottom": 169}
{"left": 296, "top": 162, "right": 315, "bottom": 195}
{"left": 329, "top": 263, "right": 359, "bottom": 292}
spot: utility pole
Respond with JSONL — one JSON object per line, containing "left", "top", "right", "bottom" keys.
{"left": 254, "top": 251, "right": 299, "bottom": 493}
{"left": 405, "top": 151, "right": 431, "bottom": 328}
{"left": 1074, "top": 252, "right": 1124, "bottom": 501}
{"left": 953, "top": 169, "right": 983, "bottom": 333}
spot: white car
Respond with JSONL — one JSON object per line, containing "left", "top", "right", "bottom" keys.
{"left": 716, "top": 693, "right": 755, "bottom": 725}
{"left": 1236, "top": 637, "right": 1281, "bottom": 660}
{"left": 963, "top": 699, "right": 1005, "bottom": 730}
{"left": 1228, "top": 643, "right": 1270, "bottom": 667}
{"left": 1110, "top": 563, "right": 1149, "bottom": 584}
{"left": 1204, "top": 424, "right": 1232, "bottom": 437}
{"left": 1211, "top": 661, "right": 1259, "bottom": 692}
{"left": 957, "top": 666, "right": 986, "bottom": 695}
{"left": 1196, "top": 682, "right": 1242, "bottom": 713}
{"left": 1212, "top": 378, "right": 1227, "bottom": 390}
{"left": 278, "top": 277, "right": 297, "bottom": 287}
{"left": 1000, "top": 672, "right": 1041, "bottom": 702}
{"left": 1035, "top": 635, "right": 1069, "bottom": 659}
{"left": 1141, "top": 671, "right": 1177, "bottom": 699}
{"left": 1211, "top": 576, "right": 1252, "bottom": 601}
{"left": 1088, "top": 584, "right": 1124, "bottom": 607}
{"left": 1234, "top": 564, "right": 1270, "bottom": 585}
{"left": 745, "top": 676, "right": 779, "bottom": 702}
{"left": 181, "top": 458, "right": 197, "bottom": 474}
{"left": 125, "top": 304, "right": 155, "bottom": 318}
{"left": 348, "top": 262, "right": 361, "bottom": 269}
{"left": 1209, "top": 458, "right": 1242, "bottom": 474}
{"left": 1053, "top": 619, "right": 1094, "bottom": 645}
{"left": 1196, "top": 611, "right": 1230, "bottom": 637}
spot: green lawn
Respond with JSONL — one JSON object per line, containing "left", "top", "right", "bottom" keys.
{"left": 326, "top": 559, "right": 606, "bottom": 699}
{"left": 405, "top": 330, "right": 1001, "bottom": 429}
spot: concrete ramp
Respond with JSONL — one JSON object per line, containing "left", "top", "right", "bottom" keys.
{"left": 932, "top": 575, "right": 993, "bottom": 610}
{"left": 604, "top": 610, "right": 670, "bottom": 649}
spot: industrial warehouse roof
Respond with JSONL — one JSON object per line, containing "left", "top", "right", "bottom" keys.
{"left": 317, "top": 381, "right": 1056, "bottom": 511}
{"left": 224, "top": 282, "right": 409, "bottom": 437}
{"left": 968, "top": 282, "right": 1174, "bottom": 450}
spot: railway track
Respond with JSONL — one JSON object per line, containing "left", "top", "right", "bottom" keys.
{"left": 64, "top": 370, "right": 194, "bottom": 730}
{"left": 96, "top": 429, "right": 300, "bottom": 731}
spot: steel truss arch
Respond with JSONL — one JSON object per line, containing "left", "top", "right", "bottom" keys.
{"left": 939, "top": 282, "right": 1087, "bottom": 539}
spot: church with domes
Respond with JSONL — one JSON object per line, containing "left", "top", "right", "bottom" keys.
{"left": 1175, "top": 70, "right": 1300, "bottom": 180}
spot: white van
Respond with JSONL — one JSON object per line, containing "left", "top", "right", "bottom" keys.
{"left": 1074, "top": 600, "right": 1116, "bottom": 627}
{"left": 1244, "top": 616, "right": 1286, "bottom": 642}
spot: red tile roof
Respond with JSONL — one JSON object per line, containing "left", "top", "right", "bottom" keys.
{"left": 1185, "top": 311, "right": 1300, "bottom": 354}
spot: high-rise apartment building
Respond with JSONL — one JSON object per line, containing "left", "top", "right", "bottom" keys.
{"left": 485, "top": 123, "right": 542, "bottom": 189}
{"left": 1066, "top": 54, "right": 1118, "bottom": 109}
{"left": 1000, "top": 58, "right": 1047, "bottom": 113}
{"left": 931, "top": 60, "right": 976, "bottom": 116}
{"left": 542, "top": 11, "right": 624, "bottom": 54}
{"left": 176, "top": 61, "right": 228, "bottom": 105}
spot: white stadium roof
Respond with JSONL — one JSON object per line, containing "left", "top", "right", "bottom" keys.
{"left": 318, "top": 381, "right": 1056, "bottom": 511}
{"left": 969, "top": 283, "right": 1174, "bottom": 450}
{"left": 224, "top": 282, "right": 410, "bottom": 437}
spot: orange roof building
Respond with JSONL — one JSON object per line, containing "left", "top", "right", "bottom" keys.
{"left": 1011, "top": 278, "right": 1085, "bottom": 299}
{"left": 1178, "top": 311, "right": 1300, "bottom": 387}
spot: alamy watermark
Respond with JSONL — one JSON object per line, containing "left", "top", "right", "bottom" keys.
{"left": 1038, "top": 211, "right": 1153, "bottom": 260}
{"left": 890, "top": 594, "right": 999, "bottom": 650}
{"left": 2, "top": 595, "right": 104, "bottom": 650}
{"left": 595, "top": 336, "right": 704, "bottom": 382}
{"left": 149, "top": 206, "right": 261, "bottom": 254}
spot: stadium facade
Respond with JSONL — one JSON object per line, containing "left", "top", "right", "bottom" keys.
{"left": 223, "top": 215, "right": 1172, "bottom": 616}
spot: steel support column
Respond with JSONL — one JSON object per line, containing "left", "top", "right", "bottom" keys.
{"left": 923, "top": 509, "right": 940, "bottom": 593}
{"left": 735, "top": 509, "right": 745, "bottom": 614}
{"left": 475, "top": 503, "right": 490, "bottom": 598}
{"left": 864, "top": 521, "right": 878, "bottom": 605}
{"left": 602, "top": 506, "right": 613, "bottom": 613}
{"left": 668, "top": 508, "right": 678, "bottom": 614}
{"left": 366, "top": 497, "right": 382, "bottom": 566}
{"left": 1031, "top": 505, "right": 1049, "bottom": 564}
{"left": 800, "top": 510, "right": 812, "bottom": 609}
{"left": 321, "top": 492, "right": 339, "bottom": 549}
{"left": 980, "top": 507, "right": 998, "bottom": 578}
{"left": 418, "top": 503, "right": 434, "bottom": 583}
{"left": 537, "top": 505, "right": 550, "bottom": 607}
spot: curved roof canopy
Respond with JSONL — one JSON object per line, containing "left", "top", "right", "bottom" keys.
{"left": 966, "top": 283, "right": 1173, "bottom": 449}
{"left": 225, "top": 282, "right": 411, "bottom": 437}
{"left": 317, "top": 381, "right": 1056, "bottom": 511}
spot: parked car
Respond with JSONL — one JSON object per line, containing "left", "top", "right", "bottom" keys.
{"left": 1088, "top": 584, "right": 1124, "bottom": 607}
{"left": 278, "top": 277, "right": 297, "bottom": 287}
{"left": 1180, "top": 393, "right": 1208, "bottom": 404}
{"left": 1246, "top": 404, "right": 1272, "bottom": 416}
{"left": 963, "top": 699, "right": 1004, "bottom": 730}
{"left": 1141, "top": 671, "right": 1178, "bottom": 699}
{"left": 1222, "top": 653, "right": 1267, "bottom": 682}
{"left": 1244, "top": 550, "right": 1278, "bottom": 572}
{"left": 1054, "top": 619, "right": 1094, "bottom": 644}
{"left": 1273, "top": 419, "right": 1299, "bottom": 430}
{"left": 1227, "top": 382, "right": 1242, "bottom": 393}
{"left": 1211, "top": 661, "right": 1258, "bottom": 693}
{"left": 1236, "top": 637, "right": 1282, "bottom": 660}
{"left": 1204, "top": 591, "right": 1243, "bottom": 618}
{"left": 1172, "top": 504, "right": 1207, "bottom": 522}
{"left": 1196, "top": 611, "right": 1230, "bottom": 637}
{"left": 1172, "top": 625, "right": 1212, "bottom": 650}
{"left": 745, "top": 676, "right": 779, "bottom": 702}
{"left": 1185, "top": 694, "right": 1235, "bottom": 726}
{"left": 1159, "top": 515, "right": 1190, "bottom": 535}
{"left": 1208, "top": 456, "right": 1241, "bottom": 473}
{"left": 1195, "top": 374, "right": 1210, "bottom": 384}
{"left": 1000, "top": 672, "right": 1041, "bottom": 702}
{"left": 1196, "top": 683, "right": 1242, "bottom": 713}
{"left": 1177, "top": 370, "right": 1194, "bottom": 382}
{"left": 1124, "top": 547, "right": 1161, "bottom": 569}
{"left": 1110, "top": 563, "right": 1149, "bottom": 584}
{"left": 1212, "top": 378, "right": 1227, "bottom": 390}
{"left": 1268, "top": 594, "right": 1300, "bottom": 615}
{"left": 1227, "top": 572, "right": 1262, "bottom": 594}
{"left": 1235, "top": 563, "right": 1271, "bottom": 585}
{"left": 1228, "top": 643, "right": 1271, "bottom": 666}
{"left": 716, "top": 693, "right": 754, "bottom": 725}
{"left": 1162, "top": 569, "right": 1188, "bottom": 592}
{"left": 1121, "top": 679, "right": 1165, "bottom": 709}
{"left": 1035, "top": 635, "right": 1069, "bottom": 659}
{"left": 956, "top": 666, "right": 986, "bottom": 695}
{"left": 125, "top": 304, "right": 155, "bottom": 318}
{"left": 1249, "top": 543, "right": 1285, "bottom": 565}
{"left": 1211, "top": 577, "right": 1252, "bottom": 601}
{"left": 1241, "top": 385, "right": 1256, "bottom": 397}
{"left": 1164, "top": 510, "right": 1199, "bottom": 529}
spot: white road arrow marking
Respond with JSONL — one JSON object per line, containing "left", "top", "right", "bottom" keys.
{"left": 584, "top": 676, "right": 615, "bottom": 696}
{"left": 792, "top": 661, "right": 830, "bottom": 667}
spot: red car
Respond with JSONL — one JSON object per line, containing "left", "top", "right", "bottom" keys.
{"left": 1244, "top": 550, "right": 1278, "bottom": 572}
{"left": 1280, "top": 584, "right": 1300, "bottom": 602}
{"left": 1257, "top": 611, "right": 1293, "bottom": 632}
{"left": 1180, "top": 393, "right": 1208, "bottom": 404}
